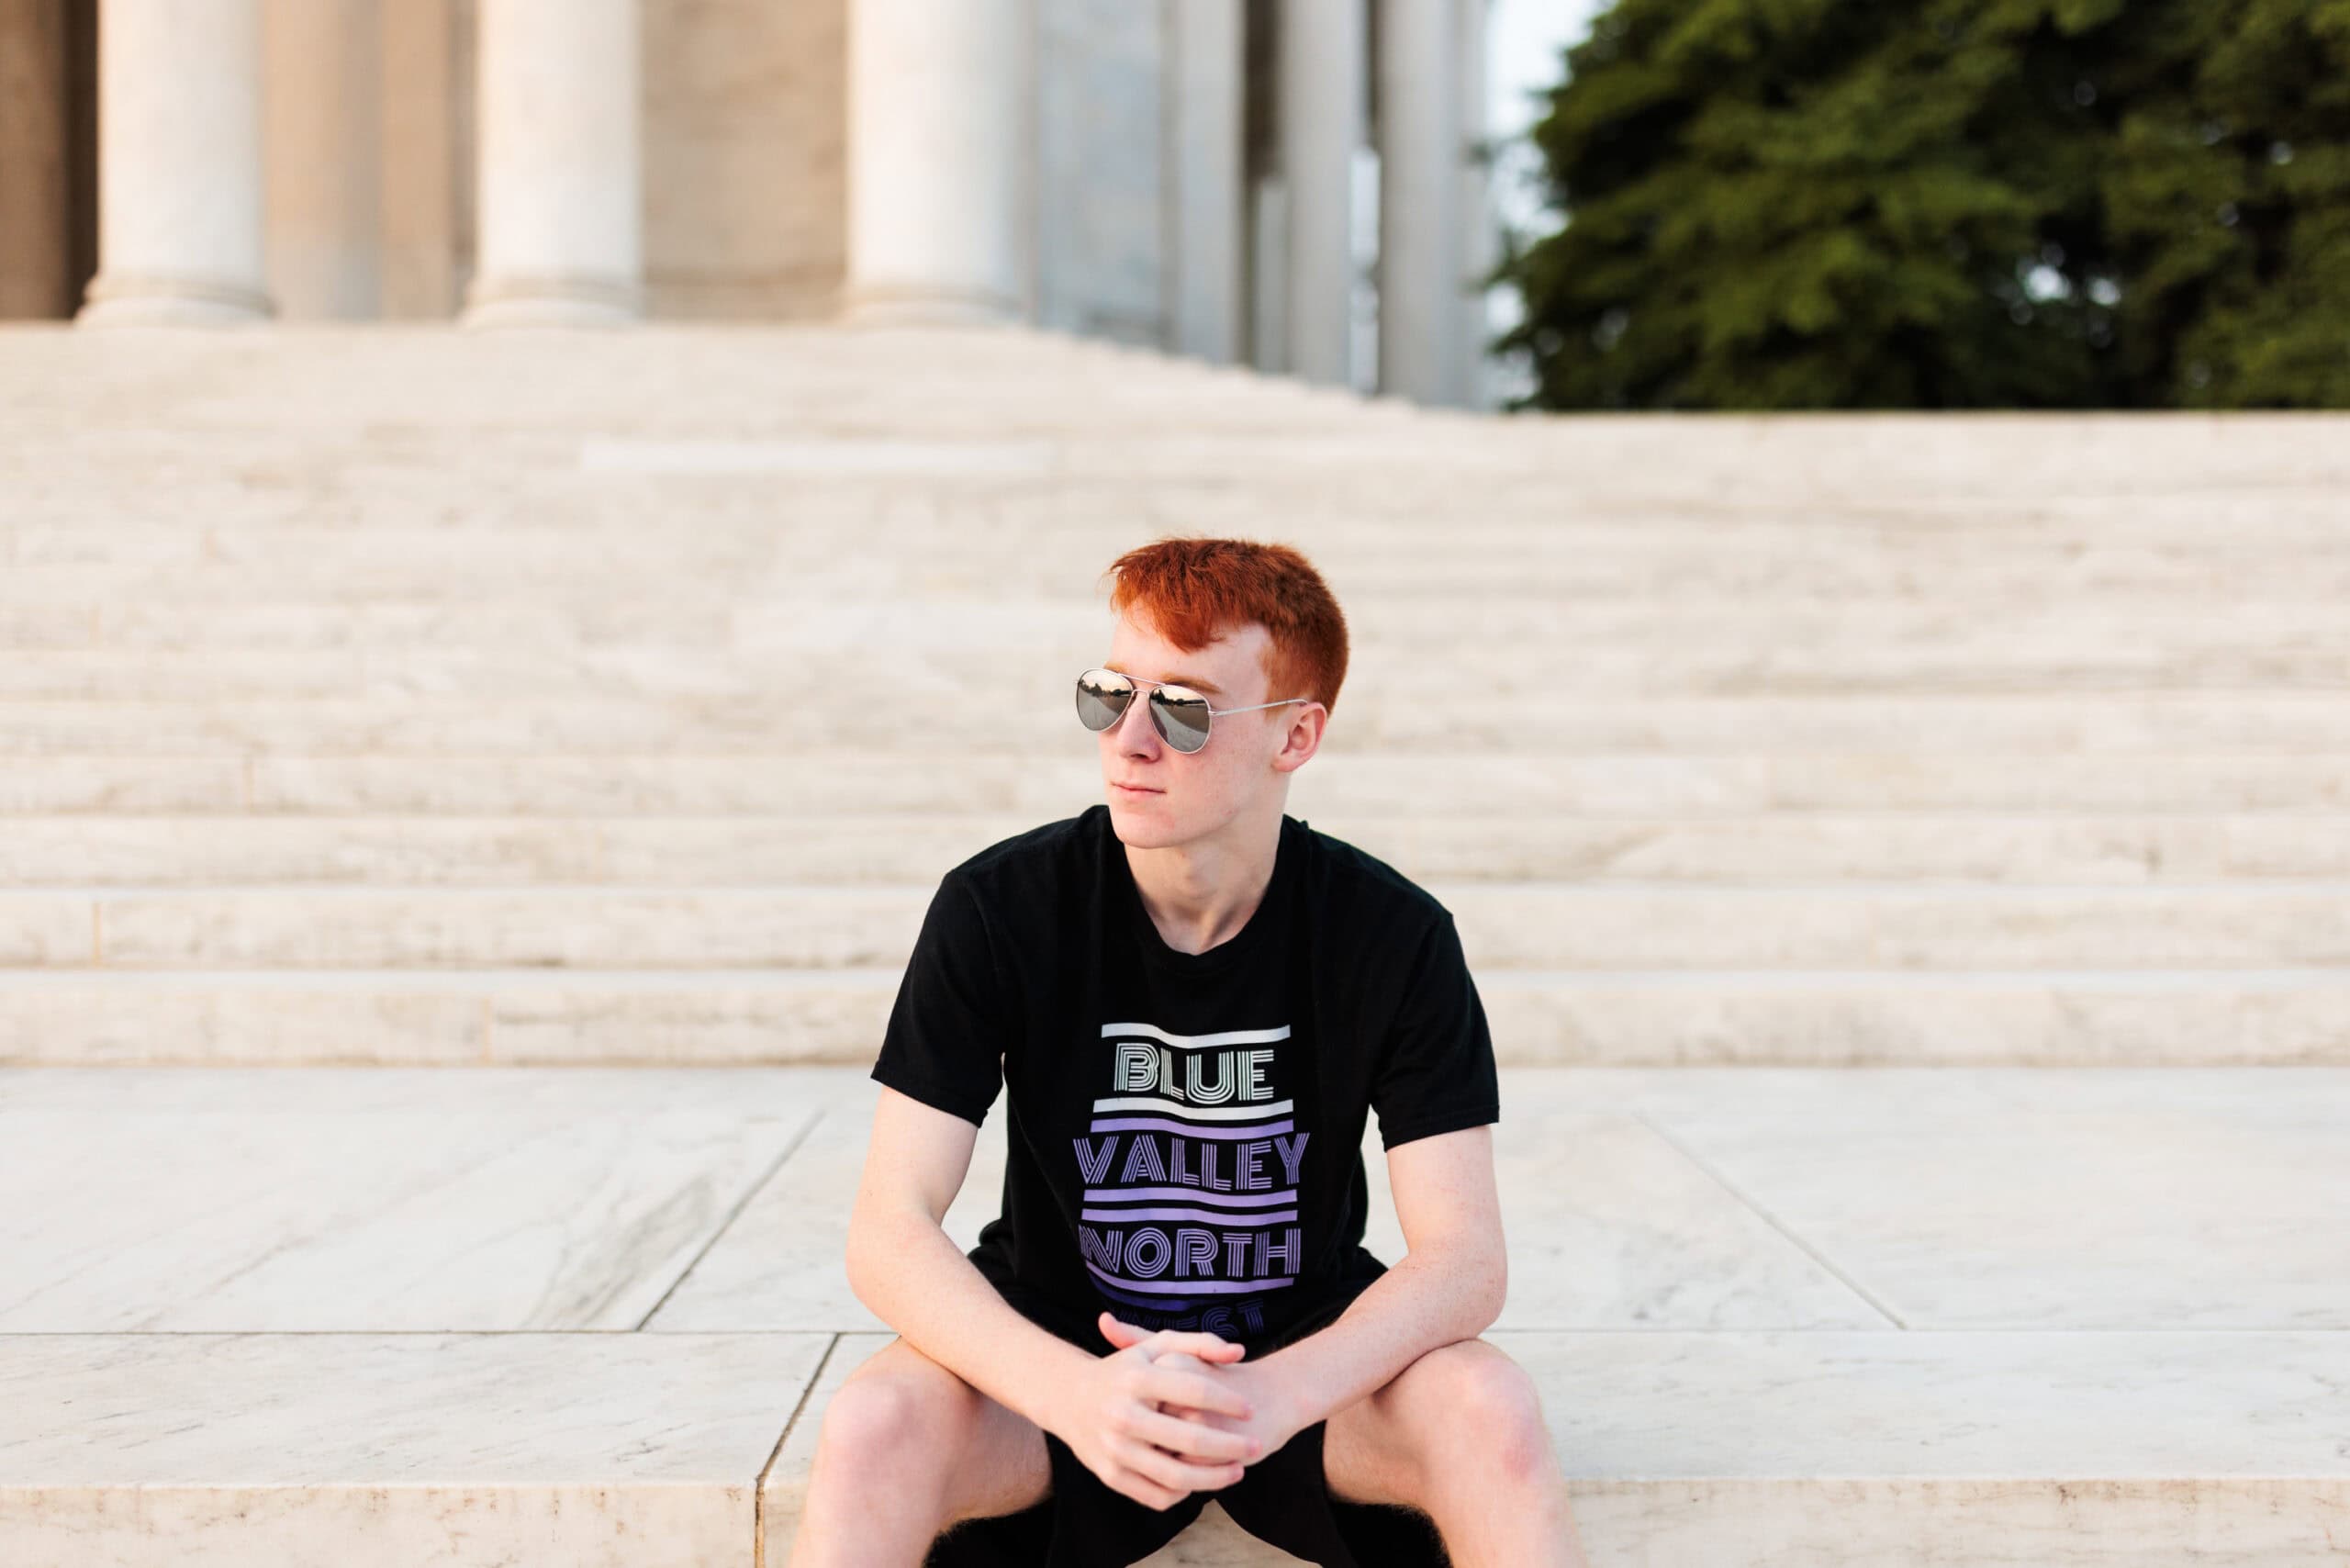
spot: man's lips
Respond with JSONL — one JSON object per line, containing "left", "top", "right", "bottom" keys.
{"left": 1113, "top": 782, "right": 1159, "bottom": 794}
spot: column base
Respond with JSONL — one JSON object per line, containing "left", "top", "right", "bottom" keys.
{"left": 835, "top": 284, "right": 1023, "bottom": 329}
{"left": 460, "top": 274, "right": 640, "bottom": 329}
{"left": 75, "top": 274, "right": 274, "bottom": 327}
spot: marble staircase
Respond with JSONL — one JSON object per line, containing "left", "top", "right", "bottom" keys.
{"left": 4, "top": 325, "right": 2349, "bottom": 1071}
{"left": 2, "top": 322, "right": 2346, "bottom": 1565}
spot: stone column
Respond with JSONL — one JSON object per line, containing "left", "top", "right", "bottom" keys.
{"left": 1454, "top": 0, "right": 1493, "bottom": 408}
{"left": 263, "top": 0, "right": 380, "bottom": 319}
{"left": 1376, "top": 0, "right": 1460, "bottom": 404}
{"left": 842, "top": 0, "right": 1029, "bottom": 325}
{"left": 1280, "top": 0, "right": 1364, "bottom": 386}
{"left": 77, "top": 0, "right": 272, "bottom": 326}
{"left": 461, "top": 0, "right": 641, "bottom": 327}
{"left": 1169, "top": 0, "right": 1244, "bottom": 362}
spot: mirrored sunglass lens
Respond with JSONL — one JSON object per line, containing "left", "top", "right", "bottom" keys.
{"left": 1076, "top": 671, "right": 1132, "bottom": 732}
{"left": 1152, "top": 689, "right": 1212, "bottom": 751}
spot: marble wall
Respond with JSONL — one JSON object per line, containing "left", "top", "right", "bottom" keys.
{"left": 1034, "top": 0, "right": 1169, "bottom": 345}
{"left": 640, "top": 0, "right": 846, "bottom": 319}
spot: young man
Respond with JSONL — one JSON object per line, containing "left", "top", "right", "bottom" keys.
{"left": 795, "top": 539, "right": 1589, "bottom": 1567}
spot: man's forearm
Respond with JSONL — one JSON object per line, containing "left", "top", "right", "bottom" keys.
{"left": 1259, "top": 1247, "right": 1503, "bottom": 1428}
{"left": 846, "top": 1212, "right": 1100, "bottom": 1432}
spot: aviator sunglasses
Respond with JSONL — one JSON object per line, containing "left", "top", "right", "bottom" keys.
{"left": 1075, "top": 666, "right": 1311, "bottom": 754}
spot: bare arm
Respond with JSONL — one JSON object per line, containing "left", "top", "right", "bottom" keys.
{"left": 1255, "top": 1124, "right": 1506, "bottom": 1428}
{"left": 844, "top": 1084, "right": 1100, "bottom": 1428}
{"left": 845, "top": 1084, "right": 1267, "bottom": 1508}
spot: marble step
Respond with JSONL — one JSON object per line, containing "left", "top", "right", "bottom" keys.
{"left": 8, "top": 691, "right": 2350, "bottom": 754}
{"left": 4, "top": 879, "right": 2349, "bottom": 970}
{"left": 9, "top": 441, "right": 2347, "bottom": 519}
{"left": 11, "top": 1325, "right": 2332, "bottom": 1567}
{"left": 6, "top": 812, "right": 2350, "bottom": 885}
{"left": 13, "top": 495, "right": 2350, "bottom": 557}
{"left": 0, "top": 387, "right": 1375, "bottom": 431}
{"left": 4, "top": 320, "right": 2343, "bottom": 457}
{"left": 8, "top": 489, "right": 2347, "bottom": 568}
{"left": 12, "top": 638, "right": 2350, "bottom": 700}
{"left": 0, "top": 418, "right": 2336, "bottom": 501}
{"left": 2, "top": 967, "right": 2344, "bottom": 1066}
{"left": 13, "top": 530, "right": 2350, "bottom": 602}
{"left": 17, "top": 597, "right": 2350, "bottom": 656}
{"left": 5, "top": 406, "right": 2344, "bottom": 454}
{"left": 1, "top": 1063, "right": 2342, "bottom": 1565}
{"left": 10, "top": 752, "right": 2350, "bottom": 815}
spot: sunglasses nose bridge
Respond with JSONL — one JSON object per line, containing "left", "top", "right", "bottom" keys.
{"left": 1087, "top": 675, "right": 1198, "bottom": 753}
{"left": 1114, "top": 685, "right": 1170, "bottom": 749}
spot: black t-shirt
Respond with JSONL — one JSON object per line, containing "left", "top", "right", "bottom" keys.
{"left": 868, "top": 803, "right": 1500, "bottom": 1357}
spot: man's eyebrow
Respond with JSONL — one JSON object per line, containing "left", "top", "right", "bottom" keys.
{"left": 1112, "top": 666, "right": 1226, "bottom": 697}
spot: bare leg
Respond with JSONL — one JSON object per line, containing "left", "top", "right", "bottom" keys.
{"left": 1414, "top": 1417, "right": 1589, "bottom": 1568}
{"left": 1323, "top": 1338, "right": 1592, "bottom": 1568}
{"left": 789, "top": 1337, "right": 1054, "bottom": 1568}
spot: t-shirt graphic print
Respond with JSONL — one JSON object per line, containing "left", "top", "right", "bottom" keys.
{"left": 868, "top": 803, "right": 1501, "bottom": 1358}
{"left": 1076, "top": 1020, "right": 1308, "bottom": 1340}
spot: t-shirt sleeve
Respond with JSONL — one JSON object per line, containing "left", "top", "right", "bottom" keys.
{"left": 868, "top": 868, "right": 1009, "bottom": 1128}
{"left": 1370, "top": 909, "right": 1501, "bottom": 1151}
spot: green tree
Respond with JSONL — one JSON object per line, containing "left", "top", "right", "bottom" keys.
{"left": 1493, "top": 0, "right": 2350, "bottom": 409}
{"left": 2090, "top": 0, "right": 2350, "bottom": 405}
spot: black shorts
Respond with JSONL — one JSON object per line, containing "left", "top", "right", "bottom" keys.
{"left": 918, "top": 1288, "right": 1452, "bottom": 1568}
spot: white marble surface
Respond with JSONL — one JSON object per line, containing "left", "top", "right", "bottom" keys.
{"left": 1501, "top": 1326, "right": 2350, "bottom": 1479}
{"left": 5, "top": 1056, "right": 2350, "bottom": 1564}
{"left": 644, "top": 1066, "right": 1009, "bottom": 1330}
{"left": 0, "top": 1329, "right": 825, "bottom": 1568}
{"left": 1355, "top": 1081, "right": 1889, "bottom": 1328}
{"left": 1598, "top": 1066, "right": 2350, "bottom": 1328}
{"left": 0, "top": 1066, "right": 820, "bottom": 1330}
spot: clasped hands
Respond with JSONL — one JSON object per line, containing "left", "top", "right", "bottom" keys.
{"left": 1048, "top": 1308, "right": 1308, "bottom": 1511}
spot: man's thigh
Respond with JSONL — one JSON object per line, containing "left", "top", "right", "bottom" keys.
{"left": 843, "top": 1335, "right": 1054, "bottom": 1525}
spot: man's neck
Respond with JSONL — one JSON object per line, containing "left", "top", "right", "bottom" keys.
{"left": 1125, "top": 814, "right": 1282, "bottom": 957}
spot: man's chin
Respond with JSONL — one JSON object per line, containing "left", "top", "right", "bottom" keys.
{"left": 1107, "top": 796, "right": 1177, "bottom": 840}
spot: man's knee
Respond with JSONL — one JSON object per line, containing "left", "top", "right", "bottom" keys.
{"left": 815, "top": 1361, "right": 973, "bottom": 1485}
{"left": 1418, "top": 1346, "right": 1554, "bottom": 1491}
{"left": 813, "top": 1350, "right": 1050, "bottom": 1527}
{"left": 1359, "top": 1343, "right": 1550, "bottom": 1492}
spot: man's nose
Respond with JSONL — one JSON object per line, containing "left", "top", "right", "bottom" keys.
{"left": 1114, "top": 689, "right": 1160, "bottom": 750}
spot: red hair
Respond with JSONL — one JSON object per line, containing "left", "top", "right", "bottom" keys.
{"left": 1098, "top": 537, "right": 1349, "bottom": 719}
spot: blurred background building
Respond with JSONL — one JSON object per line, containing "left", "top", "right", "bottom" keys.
{"left": 0, "top": 0, "right": 1510, "bottom": 406}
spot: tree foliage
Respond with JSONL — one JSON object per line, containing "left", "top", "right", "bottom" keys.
{"left": 1491, "top": 0, "right": 2350, "bottom": 409}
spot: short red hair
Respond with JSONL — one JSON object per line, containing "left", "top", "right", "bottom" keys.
{"left": 1098, "top": 536, "right": 1349, "bottom": 719}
